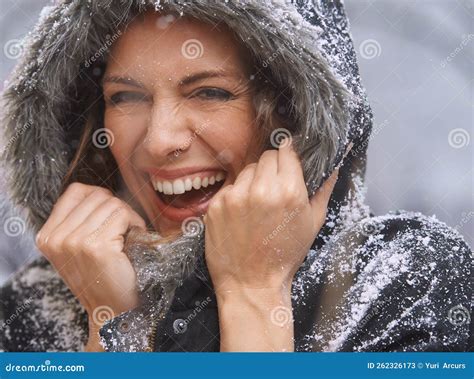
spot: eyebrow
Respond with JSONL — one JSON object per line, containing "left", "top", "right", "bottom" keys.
{"left": 102, "top": 70, "right": 239, "bottom": 89}
{"left": 101, "top": 76, "right": 145, "bottom": 89}
{"left": 179, "top": 70, "right": 236, "bottom": 86}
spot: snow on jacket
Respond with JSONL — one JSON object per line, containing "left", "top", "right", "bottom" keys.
{"left": 0, "top": 0, "right": 472, "bottom": 352}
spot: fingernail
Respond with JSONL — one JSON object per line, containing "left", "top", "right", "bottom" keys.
{"left": 35, "top": 231, "right": 41, "bottom": 244}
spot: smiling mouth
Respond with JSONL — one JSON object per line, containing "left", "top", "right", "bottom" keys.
{"left": 151, "top": 171, "right": 227, "bottom": 209}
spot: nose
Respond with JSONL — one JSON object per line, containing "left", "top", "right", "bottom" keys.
{"left": 143, "top": 99, "right": 194, "bottom": 160}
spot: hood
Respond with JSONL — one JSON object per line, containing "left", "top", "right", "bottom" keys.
{"left": 1, "top": 0, "right": 373, "bottom": 242}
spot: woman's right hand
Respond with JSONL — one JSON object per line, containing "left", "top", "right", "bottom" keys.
{"left": 35, "top": 182, "right": 146, "bottom": 349}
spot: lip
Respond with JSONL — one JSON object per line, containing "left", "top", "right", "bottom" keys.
{"left": 144, "top": 166, "right": 225, "bottom": 180}
{"left": 150, "top": 182, "right": 221, "bottom": 222}
{"left": 145, "top": 172, "right": 228, "bottom": 223}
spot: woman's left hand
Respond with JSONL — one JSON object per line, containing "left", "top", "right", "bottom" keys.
{"left": 204, "top": 137, "right": 339, "bottom": 294}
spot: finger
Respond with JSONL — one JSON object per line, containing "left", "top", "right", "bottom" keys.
{"left": 309, "top": 169, "right": 339, "bottom": 227}
{"left": 277, "top": 137, "right": 305, "bottom": 187}
{"left": 203, "top": 183, "right": 234, "bottom": 225}
{"left": 37, "top": 184, "right": 112, "bottom": 243}
{"left": 253, "top": 150, "right": 278, "bottom": 187}
{"left": 43, "top": 189, "right": 113, "bottom": 244}
{"left": 69, "top": 198, "right": 146, "bottom": 249}
{"left": 232, "top": 163, "right": 257, "bottom": 194}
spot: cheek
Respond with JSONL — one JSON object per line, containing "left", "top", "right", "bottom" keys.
{"left": 104, "top": 110, "right": 148, "bottom": 161}
{"left": 203, "top": 108, "right": 259, "bottom": 167}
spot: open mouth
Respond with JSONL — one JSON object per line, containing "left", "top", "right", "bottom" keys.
{"left": 151, "top": 171, "right": 227, "bottom": 211}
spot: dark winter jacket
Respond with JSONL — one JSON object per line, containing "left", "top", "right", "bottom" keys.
{"left": 0, "top": 0, "right": 472, "bottom": 352}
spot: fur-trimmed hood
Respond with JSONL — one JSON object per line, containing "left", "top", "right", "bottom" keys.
{"left": 1, "top": 0, "right": 372, "bottom": 238}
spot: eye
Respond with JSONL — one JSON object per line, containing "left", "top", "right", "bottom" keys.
{"left": 192, "top": 88, "right": 234, "bottom": 101}
{"left": 106, "top": 91, "right": 151, "bottom": 106}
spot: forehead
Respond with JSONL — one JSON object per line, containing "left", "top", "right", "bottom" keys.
{"left": 105, "top": 11, "right": 250, "bottom": 80}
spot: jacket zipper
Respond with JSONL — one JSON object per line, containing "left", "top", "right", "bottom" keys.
{"left": 145, "top": 312, "right": 159, "bottom": 352}
{"left": 144, "top": 285, "right": 165, "bottom": 352}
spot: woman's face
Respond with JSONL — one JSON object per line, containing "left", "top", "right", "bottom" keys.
{"left": 103, "top": 12, "right": 262, "bottom": 236}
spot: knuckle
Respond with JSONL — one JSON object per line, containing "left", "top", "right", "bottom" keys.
{"left": 44, "top": 233, "right": 63, "bottom": 256}
{"left": 241, "top": 163, "right": 257, "bottom": 175}
{"left": 263, "top": 193, "right": 282, "bottom": 209}
{"left": 66, "top": 182, "right": 86, "bottom": 195}
{"left": 223, "top": 190, "right": 245, "bottom": 210}
{"left": 63, "top": 234, "right": 82, "bottom": 254}
{"left": 90, "top": 187, "right": 113, "bottom": 200}
{"left": 82, "top": 240, "right": 102, "bottom": 259}
{"left": 207, "top": 199, "right": 222, "bottom": 215}
{"left": 35, "top": 231, "right": 46, "bottom": 248}
{"left": 249, "top": 185, "right": 267, "bottom": 205}
{"left": 282, "top": 186, "right": 302, "bottom": 203}
{"left": 96, "top": 186, "right": 113, "bottom": 196}
{"left": 106, "top": 197, "right": 125, "bottom": 210}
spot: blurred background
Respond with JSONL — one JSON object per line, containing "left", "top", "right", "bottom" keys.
{"left": 0, "top": 0, "right": 472, "bottom": 284}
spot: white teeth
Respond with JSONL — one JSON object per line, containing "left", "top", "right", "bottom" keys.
{"left": 173, "top": 179, "right": 185, "bottom": 194}
{"left": 163, "top": 181, "right": 173, "bottom": 195}
{"left": 184, "top": 178, "right": 193, "bottom": 191}
{"left": 152, "top": 171, "right": 227, "bottom": 195}
{"left": 216, "top": 172, "right": 225, "bottom": 182}
{"left": 192, "top": 177, "right": 201, "bottom": 190}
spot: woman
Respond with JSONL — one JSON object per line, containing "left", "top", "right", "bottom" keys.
{"left": 0, "top": 0, "right": 471, "bottom": 352}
